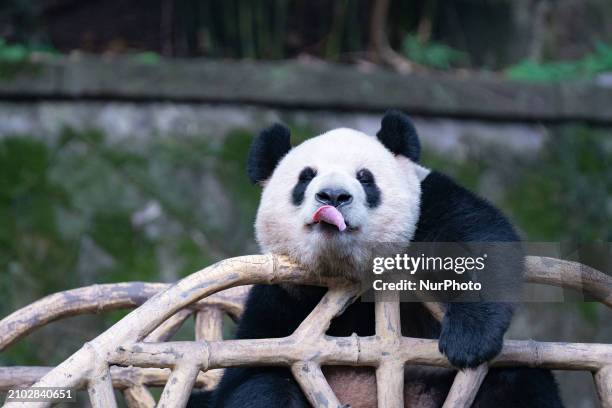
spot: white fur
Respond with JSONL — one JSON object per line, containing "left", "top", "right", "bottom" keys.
{"left": 412, "top": 162, "right": 431, "bottom": 182}
{"left": 255, "top": 128, "right": 421, "bottom": 280}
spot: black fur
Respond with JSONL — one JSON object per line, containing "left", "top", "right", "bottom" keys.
{"left": 191, "top": 171, "right": 563, "bottom": 408}
{"left": 291, "top": 167, "right": 316, "bottom": 206}
{"left": 247, "top": 123, "right": 292, "bottom": 184}
{"left": 356, "top": 168, "right": 381, "bottom": 208}
{"left": 188, "top": 390, "right": 213, "bottom": 407}
{"left": 376, "top": 110, "right": 421, "bottom": 162}
{"left": 416, "top": 172, "right": 523, "bottom": 368}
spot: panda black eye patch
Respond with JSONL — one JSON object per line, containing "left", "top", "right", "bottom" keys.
{"left": 291, "top": 167, "right": 316, "bottom": 206}
{"left": 357, "top": 168, "right": 381, "bottom": 208}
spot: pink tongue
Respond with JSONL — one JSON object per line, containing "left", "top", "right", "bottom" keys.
{"left": 312, "top": 205, "right": 347, "bottom": 232}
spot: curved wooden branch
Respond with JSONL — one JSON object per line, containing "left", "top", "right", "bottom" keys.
{"left": 525, "top": 256, "right": 612, "bottom": 307}
{"left": 145, "top": 309, "right": 193, "bottom": 342}
{"left": 87, "top": 360, "right": 116, "bottom": 408}
{"left": 292, "top": 362, "right": 343, "bottom": 408}
{"left": 157, "top": 361, "right": 200, "bottom": 408}
{"left": 0, "top": 254, "right": 610, "bottom": 408}
{"left": 123, "top": 385, "right": 155, "bottom": 408}
{"left": 0, "top": 283, "right": 163, "bottom": 352}
{"left": 0, "top": 283, "right": 250, "bottom": 351}
{"left": 442, "top": 364, "right": 488, "bottom": 408}
{"left": 0, "top": 366, "right": 211, "bottom": 390}
{"left": 195, "top": 306, "right": 225, "bottom": 389}
{"left": 108, "top": 337, "right": 612, "bottom": 372}
{"left": 595, "top": 366, "right": 612, "bottom": 408}
{"left": 374, "top": 293, "right": 404, "bottom": 408}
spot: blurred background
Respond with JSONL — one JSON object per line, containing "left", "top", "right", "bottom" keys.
{"left": 0, "top": 0, "right": 610, "bottom": 406}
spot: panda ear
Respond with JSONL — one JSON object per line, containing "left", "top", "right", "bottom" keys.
{"left": 247, "top": 123, "right": 292, "bottom": 184}
{"left": 376, "top": 110, "right": 421, "bottom": 162}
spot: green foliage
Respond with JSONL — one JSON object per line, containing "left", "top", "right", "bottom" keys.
{"left": 0, "top": 39, "right": 29, "bottom": 62}
{"left": 506, "top": 127, "right": 611, "bottom": 241}
{"left": 0, "top": 38, "right": 55, "bottom": 79}
{"left": 133, "top": 51, "right": 161, "bottom": 65}
{"left": 401, "top": 34, "right": 468, "bottom": 70}
{"left": 0, "top": 129, "right": 231, "bottom": 365}
{"left": 506, "top": 43, "right": 612, "bottom": 82}
{"left": 420, "top": 149, "right": 486, "bottom": 192}
{"left": 217, "top": 130, "right": 261, "bottom": 243}
{"left": 0, "top": 137, "right": 76, "bottom": 308}
{"left": 578, "top": 303, "right": 600, "bottom": 326}
{"left": 422, "top": 126, "right": 610, "bottom": 243}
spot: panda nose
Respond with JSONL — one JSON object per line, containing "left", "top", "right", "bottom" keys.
{"left": 315, "top": 188, "right": 353, "bottom": 207}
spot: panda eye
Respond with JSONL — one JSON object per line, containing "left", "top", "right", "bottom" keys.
{"left": 298, "top": 167, "right": 316, "bottom": 182}
{"left": 356, "top": 169, "right": 374, "bottom": 184}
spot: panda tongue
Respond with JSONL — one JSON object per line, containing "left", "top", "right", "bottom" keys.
{"left": 312, "top": 205, "right": 347, "bottom": 232}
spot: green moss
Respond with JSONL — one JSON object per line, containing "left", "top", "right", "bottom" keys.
{"left": 0, "top": 137, "right": 77, "bottom": 299}
{"left": 0, "top": 39, "right": 48, "bottom": 80}
{"left": 421, "top": 126, "right": 610, "bottom": 243}
{"left": 505, "top": 127, "right": 611, "bottom": 241}
{"left": 218, "top": 130, "right": 260, "bottom": 213}
{"left": 401, "top": 34, "right": 468, "bottom": 70}
{"left": 133, "top": 51, "right": 161, "bottom": 65}
{"left": 577, "top": 303, "right": 600, "bottom": 326}
{"left": 89, "top": 211, "right": 158, "bottom": 282}
{"left": 0, "top": 129, "right": 225, "bottom": 363}
{"left": 177, "top": 237, "right": 214, "bottom": 276}
{"left": 506, "top": 42, "right": 612, "bottom": 82}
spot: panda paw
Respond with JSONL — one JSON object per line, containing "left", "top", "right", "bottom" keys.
{"left": 438, "top": 304, "right": 510, "bottom": 368}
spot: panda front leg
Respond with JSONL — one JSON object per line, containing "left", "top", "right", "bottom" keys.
{"left": 438, "top": 302, "right": 514, "bottom": 368}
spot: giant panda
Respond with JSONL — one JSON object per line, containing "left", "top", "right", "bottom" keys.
{"left": 190, "top": 111, "right": 563, "bottom": 407}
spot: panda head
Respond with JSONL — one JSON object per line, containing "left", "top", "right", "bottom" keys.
{"left": 247, "top": 111, "right": 423, "bottom": 279}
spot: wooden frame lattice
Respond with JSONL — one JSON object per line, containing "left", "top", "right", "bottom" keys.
{"left": 1, "top": 255, "right": 611, "bottom": 408}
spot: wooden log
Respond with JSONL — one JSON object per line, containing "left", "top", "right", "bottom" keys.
{"left": 494, "top": 339, "right": 612, "bottom": 371}
{"left": 123, "top": 385, "right": 156, "bottom": 408}
{"left": 111, "top": 336, "right": 612, "bottom": 372}
{"left": 595, "top": 366, "right": 612, "bottom": 408}
{"left": 87, "top": 362, "right": 117, "bottom": 408}
{"left": 292, "top": 362, "right": 344, "bottom": 408}
{"left": 442, "top": 364, "right": 488, "bottom": 408}
{"left": 195, "top": 308, "right": 224, "bottom": 342}
{"left": 0, "top": 283, "right": 251, "bottom": 351}
{"left": 0, "top": 283, "right": 163, "bottom": 352}
{"left": 157, "top": 362, "right": 200, "bottom": 408}
{"left": 374, "top": 293, "right": 404, "bottom": 408}
{"left": 146, "top": 309, "right": 193, "bottom": 342}
{"left": 525, "top": 256, "right": 612, "bottom": 307}
{"left": 1, "top": 255, "right": 611, "bottom": 407}
{"left": 112, "top": 342, "right": 209, "bottom": 369}
{"left": 195, "top": 307, "right": 225, "bottom": 389}
{"left": 293, "top": 286, "right": 360, "bottom": 340}
{"left": 376, "top": 361, "right": 404, "bottom": 408}
{"left": 0, "top": 366, "right": 210, "bottom": 390}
